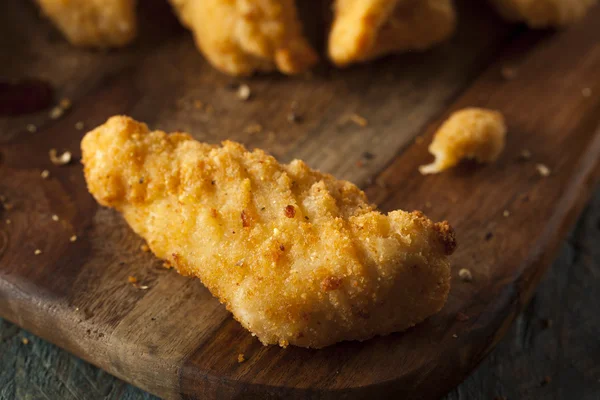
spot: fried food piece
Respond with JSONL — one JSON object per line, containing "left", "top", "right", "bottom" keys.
{"left": 419, "top": 108, "right": 506, "bottom": 175}
{"left": 490, "top": 0, "right": 597, "bottom": 27}
{"left": 168, "top": 0, "right": 318, "bottom": 76}
{"left": 82, "top": 116, "right": 456, "bottom": 348}
{"left": 36, "top": 0, "right": 137, "bottom": 47}
{"left": 329, "top": 0, "right": 456, "bottom": 66}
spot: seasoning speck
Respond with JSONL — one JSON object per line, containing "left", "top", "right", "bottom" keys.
{"left": 284, "top": 205, "right": 296, "bottom": 218}
{"left": 193, "top": 100, "right": 204, "bottom": 110}
{"left": 582, "top": 87, "right": 592, "bottom": 98}
{"left": 485, "top": 232, "right": 493, "bottom": 241}
{"left": 128, "top": 276, "right": 138, "bottom": 284}
{"left": 49, "top": 149, "right": 72, "bottom": 166}
{"left": 237, "top": 84, "right": 251, "bottom": 101}
{"left": 41, "top": 169, "right": 50, "bottom": 179}
{"left": 349, "top": 113, "right": 368, "bottom": 127}
{"left": 458, "top": 268, "right": 473, "bottom": 282}
{"left": 51, "top": 214, "right": 59, "bottom": 221}
{"left": 237, "top": 353, "right": 245, "bottom": 363}
{"left": 75, "top": 121, "right": 85, "bottom": 130}
{"left": 140, "top": 243, "right": 150, "bottom": 252}
{"left": 49, "top": 106, "right": 64, "bottom": 119}
{"left": 287, "top": 112, "right": 303, "bottom": 124}
{"left": 536, "top": 163, "right": 551, "bottom": 177}
{"left": 34, "top": 249, "right": 42, "bottom": 255}
{"left": 59, "top": 98, "right": 72, "bottom": 110}
{"left": 69, "top": 235, "right": 77, "bottom": 242}
{"left": 21, "top": 338, "right": 29, "bottom": 345}
{"left": 503, "top": 210, "right": 510, "bottom": 217}
{"left": 362, "top": 151, "right": 375, "bottom": 160}
{"left": 26, "top": 124, "right": 37, "bottom": 133}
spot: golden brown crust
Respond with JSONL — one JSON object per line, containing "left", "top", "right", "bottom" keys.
{"left": 420, "top": 108, "right": 507, "bottom": 174}
{"left": 36, "top": 0, "right": 137, "bottom": 47}
{"left": 328, "top": 0, "right": 456, "bottom": 66}
{"left": 168, "top": 0, "right": 318, "bottom": 76}
{"left": 82, "top": 116, "right": 456, "bottom": 348}
{"left": 490, "top": 0, "right": 597, "bottom": 27}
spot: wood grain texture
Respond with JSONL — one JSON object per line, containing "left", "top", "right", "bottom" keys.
{"left": 0, "top": 0, "right": 599, "bottom": 399}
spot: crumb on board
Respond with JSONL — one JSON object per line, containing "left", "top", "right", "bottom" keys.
{"left": 5, "top": 220, "right": 11, "bottom": 225}
{"left": 518, "top": 149, "right": 532, "bottom": 161}
{"left": 52, "top": 214, "right": 59, "bottom": 221}
{"left": 419, "top": 108, "right": 507, "bottom": 175}
{"left": 26, "top": 124, "right": 37, "bottom": 133}
{"left": 194, "top": 100, "right": 204, "bottom": 110}
{"left": 349, "top": 113, "right": 368, "bottom": 127}
{"left": 452, "top": 333, "right": 458, "bottom": 338}
{"left": 41, "top": 170, "right": 50, "bottom": 179}
{"left": 244, "top": 124, "right": 263, "bottom": 134}
{"left": 49, "top": 106, "right": 64, "bottom": 120}
{"left": 140, "top": 243, "right": 150, "bottom": 252}
{"left": 237, "top": 353, "right": 245, "bottom": 363}
{"left": 34, "top": 249, "right": 42, "bottom": 255}
{"left": 503, "top": 210, "right": 510, "bottom": 217}
{"left": 237, "top": 84, "right": 251, "bottom": 101}
{"left": 75, "top": 121, "right": 85, "bottom": 130}
{"left": 49, "top": 149, "right": 72, "bottom": 166}
{"left": 21, "top": 338, "right": 29, "bottom": 345}
{"left": 458, "top": 268, "right": 473, "bottom": 282}
{"left": 501, "top": 66, "right": 518, "bottom": 80}
{"left": 536, "top": 163, "right": 551, "bottom": 177}
{"left": 59, "top": 98, "right": 71, "bottom": 110}
{"left": 69, "top": 235, "right": 77, "bottom": 242}
{"left": 128, "top": 276, "right": 138, "bottom": 284}
{"left": 582, "top": 87, "right": 592, "bottom": 98}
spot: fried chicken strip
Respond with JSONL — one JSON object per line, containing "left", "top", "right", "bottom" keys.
{"left": 168, "top": 0, "right": 318, "bottom": 76}
{"left": 329, "top": 0, "right": 456, "bottom": 66}
{"left": 36, "top": 0, "right": 137, "bottom": 47}
{"left": 490, "top": 0, "right": 597, "bottom": 27}
{"left": 81, "top": 116, "right": 456, "bottom": 348}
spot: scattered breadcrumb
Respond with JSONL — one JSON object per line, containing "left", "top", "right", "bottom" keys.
{"left": 349, "top": 113, "right": 368, "bottom": 127}
{"left": 3, "top": 203, "right": 13, "bottom": 211}
{"left": 21, "top": 338, "right": 29, "bottom": 345}
{"left": 59, "top": 98, "right": 72, "bottom": 110}
{"left": 49, "top": 149, "right": 72, "bottom": 166}
{"left": 536, "top": 163, "right": 551, "bottom": 177}
{"left": 34, "top": 249, "right": 42, "bottom": 255}
{"left": 49, "top": 106, "right": 64, "bottom": 119}
{"left": 237, "top": 84, "right": 251, "bottom": 101}
{"left": 75, "top": 121, "right": 85, "bottom": 130}
{"left": 140, "top": 243, "right": 150, "bottom": 252}
{"left": 518, "top": 149, "right": 532, "bottom": 161}
{"left": 69, "top": 235, "right": 77, "bottom": 242}
{"left": 5, "top": 220, "right": 11, "bottom": 225}
{"left": 420, "top": 108, "right": 507, "bottom": 174}
{"left": 128, "top": 276, "right": 138, "bottom": 284}
{"left": 582, "top": 87, "right": 592, "bottom": 98}
{"left": 51, "top": 214, "right": 59, "bottom": 221}
{"left": 452, "top": 333, "right": 458, "bottom": 338}
{"left": 503, "top": 210, "right": 510, "bottom": 217}
{"left": 41, "top": 170, "right": 50, "bottom": 179}
{"left": 244, "top": 124, "right": 263, "bottom": 135}
{"left": 501, "top": 66, "right": 518, "bottom": 80}
{"left": 136, "top": 284, "right": 149, "bottom": 290}
{"left": 458, "top": 268, "right": 473, "bottom": 282}
{"left": 26, "top": 124, "right": 37, "bottom": 133}
{"left": 237, "top": 353, "right": 245, "bottom": 363}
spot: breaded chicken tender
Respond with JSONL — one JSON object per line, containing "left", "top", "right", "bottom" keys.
{"left": 168, "top": 0, "right": 318, "bottom": 76}
{"left": 81, "top": 116, "right": 456, "bottom": 348}
{"left": 36, "top": 0, "right": 137, "bottom": 47}
{"left": 420, "top": 108, "right": 507, "bottom": 175}
{"left": 490, "top": 0, "right": 597, "bottom": 27}
{"left": 329, "top": 0, "right": 456, "bottom": 66}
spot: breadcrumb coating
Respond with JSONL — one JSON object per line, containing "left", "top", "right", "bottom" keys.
{"left": 168, "top": 0, "right": 318, "bottom": 76}
{"left": 36, "top": 0, "right": 137, "bottom": 47}
{"left": 420, "top": 108, "right": 507, "bottom": 175}
{"left": 329, "top": 0, "right": 456, "bottom": 66}
{"left": 490, "top": 0, "right": 597, "bottom": 27}
{"left": 82, "top": 116, "right": 456, "bottom": 348}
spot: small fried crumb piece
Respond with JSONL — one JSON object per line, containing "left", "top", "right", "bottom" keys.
{"left": 49, "top": 106, "right": 64, "bottom": 120}
{"left": 52, "top": 214, "right": 59, "bottom": 221}
{"left": 518, "top": 149, "right": 532, "bottom": 161}
{"left": 34, "top": 249, "right": 42, "bottom": 255}
{"left": 69, "top": 235, "right": 77, "bottom": 242}
{"left": 5, "top": 219, "right": 11, "bottom": 225}
{"left": 501, "top": 66, "right": 518, "bottom": 80}
{"left": 503, "top": 210, "right": 510, "bottom": 217}
{"left": 452, "top": 333, "right": 458, "bottom": 338}
{"left": 26, "top": 124, "right": 37, "bottom": 133}
{"left": 49, "top": 149, "right": 72, "bottom": 166}
{"left": 140, "top": 243, "right": 150, "bottom": 252}
{"left": 237, "top": 84, "right": 251, "bottom": 101}
{"left": 349, "top": 113, "right": 368, "bottom": 127}
{"left": 582, "top": 87, "right": 592, "bottom": 98}
{"left": 244, "top": 124, "right": 263, "bottom": 135}
{"left": 128, "top": 276, "right": 138, "bottom": 284}
{"left": 458, "top": 268, "right": 473, "bottom": 282}
{"left": 21, "top": 338, "right": 29, "bottom": 345}
{"left": 75, "top": 121, "right": 85, "bottom": 130}
{"left": 41, "top": 170, "right": 50, "bottom": 179}
{"left": 536, "top": 163, "right": 551, "bottom": 177}
{"left": 419, "top": 108, "right": 507, "bottom": 175}
{"left": 59, "top": 98, "right": 72, "bottom": 110}
{"left": 237, "top": 353, "right": 245, "bottom": 363}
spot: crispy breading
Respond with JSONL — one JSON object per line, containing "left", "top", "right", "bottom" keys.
{"left": 420, "top": 108, "right": 507, "bottom": 175}
{"left": 82, "top": 116, "right": 456, "bottom": 348}
{"left": 329, "top": 0, "right": 456, "bottom": 66}
{"left": 490, "top": 0, "right": 597, "bottom": 27}
{"left": 168, "top": 0, "right": 318, "bottom": 76}
{"left": 36, "top": 0, "right": 137, "bottom": 47}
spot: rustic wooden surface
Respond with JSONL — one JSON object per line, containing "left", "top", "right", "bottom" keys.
{"left": 2, "top": 185, "right": 598, "bottom": 400}
{"left": 1, "top": 0, "right": 600, "bottom": 399}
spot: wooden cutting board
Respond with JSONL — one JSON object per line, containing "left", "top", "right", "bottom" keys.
{"left": 1, "top": 1, "right": 599, "bottom": 399}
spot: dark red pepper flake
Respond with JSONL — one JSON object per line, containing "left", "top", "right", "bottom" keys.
{"left": 241, "top": 210, "right": 250, "bottom": 227}
{"left": 485, "top": 232, "right": 493, "bottom": 241}
{"left": 279, "top": 244, "right": 285, "bottom": 251}
{"left": 284, "top": 205, "right": 296, "bottom": 218}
